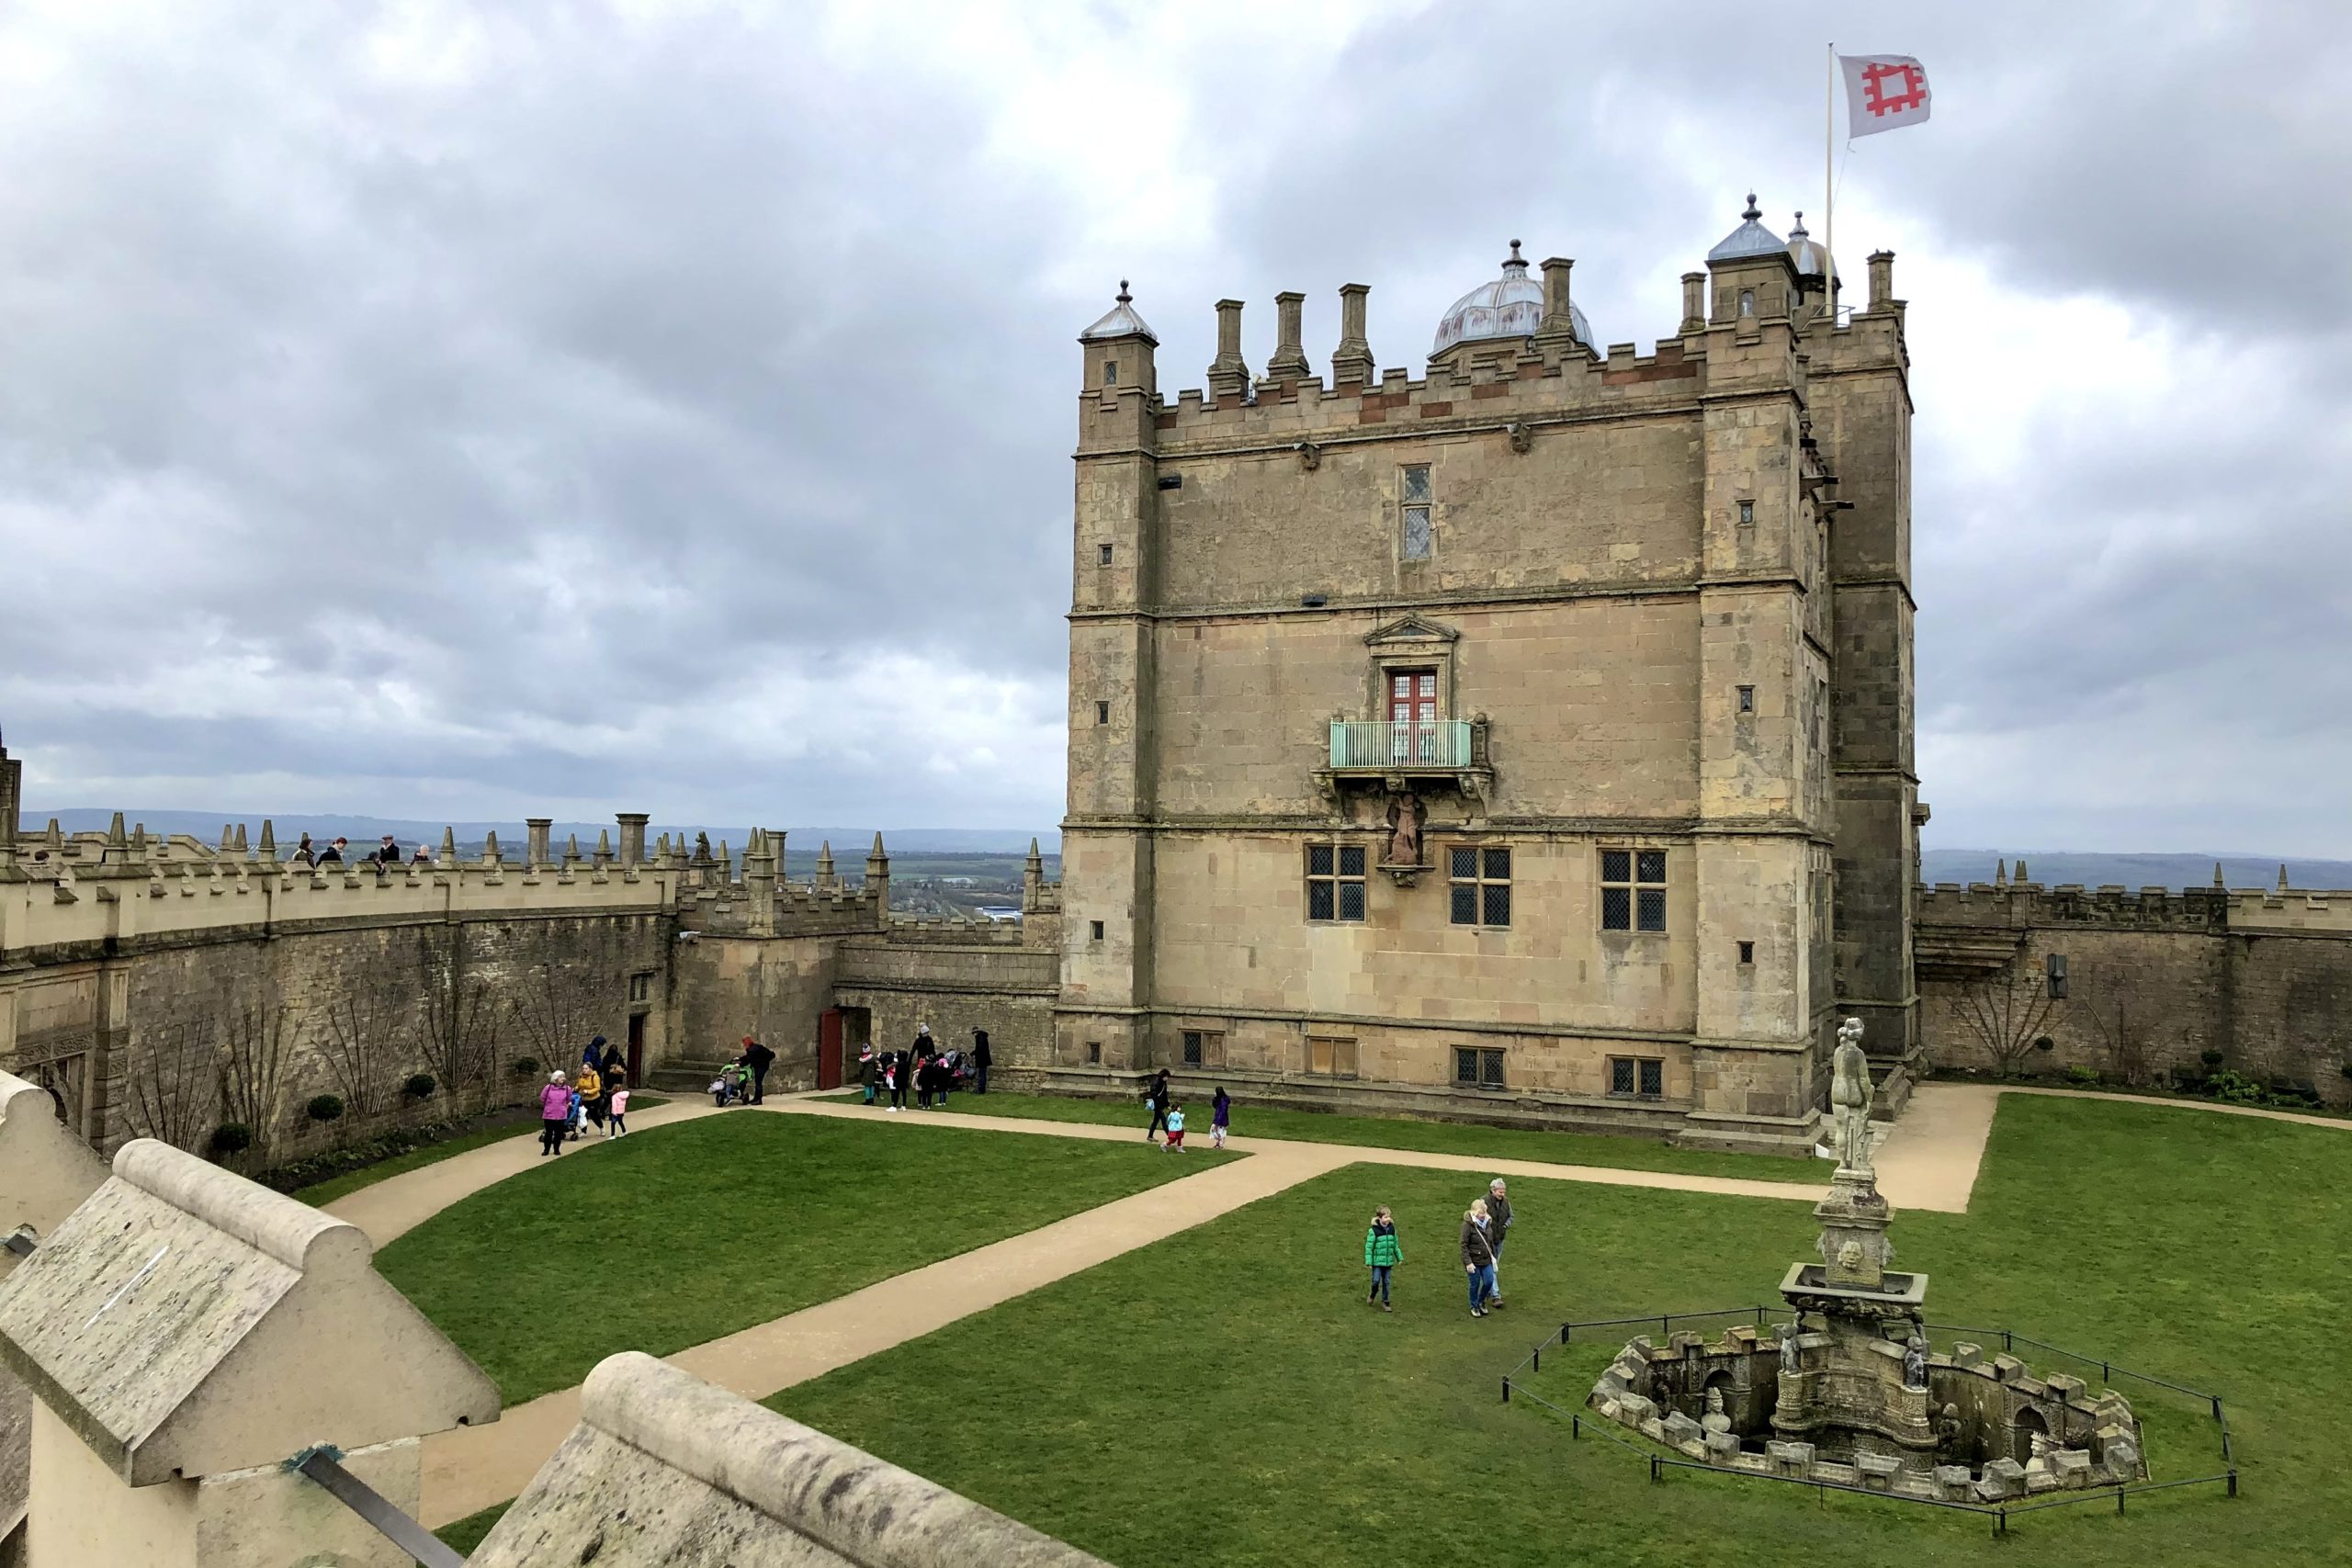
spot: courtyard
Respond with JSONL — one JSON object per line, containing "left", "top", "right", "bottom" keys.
{"left": 367, "top": 1088, "right": 2334, "bottom": 1564}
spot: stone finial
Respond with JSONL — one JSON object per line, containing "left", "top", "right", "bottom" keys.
{"left": 1679, "top": 271, "right": 1706, "bottom": 334}
{"left": 257, "top": 819, "right": 277, "bottom": 864}
{"left": 2278, "top": 863, "right": 2290, "bottom": 893}
{"left": 1536, "top": 255, "right": 1577, "bottom": 343}
{"left": 1266, "top": 291, "right": 1309, "bottom": 379}
{"left": 718, "top": 840, "right": 732, "bottom": 878}
{"left": 105, "top": 812, "right": 126, "bottom": 850}
{"left": 2213, "top": 860, "right": 2225, "bottom": 888}
{"left": 595, "top": 829, "right": 613, "bottom": 867}
{"left": 439, "top": 826, "right": 458, "bottom": 863}
{"left": 564, "top": 832, "right": 582, "bottom": 865}
{"left": 232, "top": 823, "right": 247, "bottom": 854}
{"left": 2014, "top": 859, "right": 2029, "bottom": 884}
{"left": 1332, "top": 283, "right": 1374, "bottom": 384}
{"left": 45, "top": 818, "right": 62, "bottom": 849}
{"left": 130, "top": 822, "right": 149, "bottom": 854}
{"left": 218, "top": 822, "right": 236, "bottom": 854}
{"left": 1995, "top": 860, "right": 2007, "bottom": 887}
{"left": 869, "top": 831, "right": 887, "bottom": 860}
{"left": 1207, "top": 299, "right": 1248, "bottom": 400}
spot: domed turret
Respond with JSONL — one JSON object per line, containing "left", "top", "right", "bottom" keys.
{"left": 1785, "top": 212, "right": 1838, "bottom": 289}
{"left": 1431, "top": 241, "right": 1589, "bottom": 356}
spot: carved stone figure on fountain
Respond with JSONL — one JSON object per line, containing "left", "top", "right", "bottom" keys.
{"left": 1830, "top": 1015, "right": 1874, "bottom": 1179}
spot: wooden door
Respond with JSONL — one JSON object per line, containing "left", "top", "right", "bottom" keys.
{"left": 1388, "top": 670, "right": 1437, "bottom": 761}
{"left": 818, "top": 1008, "right": 844, "bottom": 1090}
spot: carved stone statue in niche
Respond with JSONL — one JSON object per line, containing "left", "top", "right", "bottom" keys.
{"left": 1384, "top": 792, "right": 1425, "bottom": 866}
{"left": 1904, "top": 1336, "right": 1928, "bottom": 1389}
{"left": 1829, "top": 1015, "right": 1874, "bottom": 1175}
{"left": 1701, "top": 1386, "right": 1733, "bottom": 1436}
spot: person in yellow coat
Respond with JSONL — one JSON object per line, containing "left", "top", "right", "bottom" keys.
{"left": 573, "top": 1045, "right": 604, "bottom": 1138}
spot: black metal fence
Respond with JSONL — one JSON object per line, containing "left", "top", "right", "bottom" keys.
{"left": 1496, "top": 1306, "right": 2240, "bottom": 1539}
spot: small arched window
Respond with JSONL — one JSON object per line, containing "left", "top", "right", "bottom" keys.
{"left": 1739, "top": 289, "right": 1756, "bottom": 318}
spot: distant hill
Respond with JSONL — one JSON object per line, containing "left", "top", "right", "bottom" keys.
{"left": 1921, "top": 849, "right": 2352, "bottom": 891}
{"left": 24, "top": 809, "right": 1057, "bottom": 859}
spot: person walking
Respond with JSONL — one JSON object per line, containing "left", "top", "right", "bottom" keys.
{"left": 1483, "top": 1179, "right": 1513, "bottom": 1308}
{"left": 1144, "top": 1068, "right": 1171, "bottom": 1144}
{"left": 409, "top": 841, "right": 433, "bottom": 865}
{"left": 319, "top": 837, "right": 347, "bottom": 864}
{"left": 292, "top": 832, "right": 317, "bottom": 867}
{"left": 1363, "top": 1206, "right": 1402, "bottom": 1311}
{"left": 1211, "top": 1086, "right": 1231, "bottom": 1149}
{"left": 741, "top": 1036, "right": 775, "bottom": 1104}
{"left": 538, "top": 1072, "right": 571, "bottom": 1156}
{"left": 1461, "top": 1199, "right": 1498, "bottom": 1318}
{"left": 605, "top": 1082, "right": 629, "bottom": 1137}
{"left": 857, "top": 1044, "right": 878, "bottom": 1106}
{"left": 910, "top": 1025, "right": 936, "bottom": 1109}
{"left": 886, "top": 1051, "right": 906, "bottom": 1112}
{"left": 971, "top": 1028, "right": 992, "bottom": 1094}
{"left": 1162, "top": 1103, "right": 1186, "bottom": 1152}
{"left": 576, "top": 1055, "right": 604, "bottom": 1133}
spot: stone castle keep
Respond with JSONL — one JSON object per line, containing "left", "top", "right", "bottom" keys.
{"left": 5, "top": 200, "right": 2351, "bottom": 1180}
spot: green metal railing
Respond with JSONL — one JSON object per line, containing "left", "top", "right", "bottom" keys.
{"left": 1329, "top": 719, "right": 1473, "bottom": 769}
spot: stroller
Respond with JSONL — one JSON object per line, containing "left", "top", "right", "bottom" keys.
{"left": 709, "top": 1066, "right": 750, "bottom": 1108}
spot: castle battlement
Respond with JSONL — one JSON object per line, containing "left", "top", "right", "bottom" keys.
{"left": 1914, "top": 875, "right": 2352, "bottom": 934}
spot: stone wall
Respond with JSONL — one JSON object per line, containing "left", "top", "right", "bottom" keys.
{"left": 1915, "top": 878, "right": 2352, "bottom": 1101}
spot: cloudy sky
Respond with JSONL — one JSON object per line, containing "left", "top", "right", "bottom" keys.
{"left": 0, "top": 2, "right": 2345, "bottom": 851}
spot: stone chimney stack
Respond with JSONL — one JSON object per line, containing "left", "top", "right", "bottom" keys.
{"left": 1265, "top": 291, "right": 1309, "bottom": 379}
{"left": 526, "top": 818, "right": 552, "bottom": 871}
{"left": 1679, "top": 271, "right": 1706, "bottom": 334}
{"left": 1535, "top": 256, "right": 1577, "bottom": 344}
{"left": 1331, "top": 283, "right": 1374, "bottom": 384}
{"left": 1206, "top": 299, "right": 1248, "bottom": 400}
{"left": 0, "top": 725, "right": 18, "bottom": 868}
{"left": 616, "top": 812, "right": 650, "bottom": 869}
{"left": 1868, "top": 251, "right": 1895, "bottom": 311}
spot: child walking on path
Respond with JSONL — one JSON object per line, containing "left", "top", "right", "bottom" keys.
{"left": 1162, "top": 1105, "right": 1187, "bottom": 1152}
{"left": 1363, "top": 1206, "right": 1401, "bottom": 1311}
{"left": 605, "top": 1085, "right": 629, "bottom": 1137}
{"left": 1211, "top": 1087, "right": 1231, "bottom": 1149}
{"left": 1460, "top": 1199, "right": 1498, "bottom": 1317}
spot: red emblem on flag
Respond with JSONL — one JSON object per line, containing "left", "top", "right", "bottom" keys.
{"left": 1838, "top": 53, "right": 1932, "bottom": 139}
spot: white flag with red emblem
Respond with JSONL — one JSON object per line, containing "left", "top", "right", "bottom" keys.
{"left": 1838, "top": 54, "right": 1931, "bottom": 138}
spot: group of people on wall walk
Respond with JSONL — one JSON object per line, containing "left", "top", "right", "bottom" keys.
{"left": 537, "top": 1036, "right": 635, "bottom": 1156}
{"left": 857, "top": 1024, "right": 992, "bottom": 1111}
{"left": 1357, "top": 1178, "right": 1515, "bottom": 1317}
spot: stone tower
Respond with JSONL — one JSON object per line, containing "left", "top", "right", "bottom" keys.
{"left": 1054, "top": 202, "right": 1917, "bottom": 1154}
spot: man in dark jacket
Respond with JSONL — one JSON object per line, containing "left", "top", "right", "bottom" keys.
{"left": 971, "top": 1028, "right": 992, "bottom": 1094}
{"left": 741, "top": 1036, "right": 776, "bottom": 1103}
{"left": 1483, "top": 1179, "right": 1513, "bottom": 1307}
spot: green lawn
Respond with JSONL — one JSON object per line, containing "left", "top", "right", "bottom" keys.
{"left": 775, "top": 1096, "right": 2327, "bottom": 1567}
{"left": 815, "top": 1088, "right": 1803, "bottom": 1180}
{"left": 295, "top": 1097, "right": 671, "bottom": 1206}
{"left": 381, "top": 1111, "right": 1234, "bottom": 1404}
{"left": 435, "top": 1501, "right": 512, "bottom": 1556}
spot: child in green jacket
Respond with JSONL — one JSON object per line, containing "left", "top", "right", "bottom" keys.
{"left": 1363, "top": 1206, "right": 1402, "bottom": 1312}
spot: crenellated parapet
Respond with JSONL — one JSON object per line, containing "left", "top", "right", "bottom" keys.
{"left": 1914, "top": 875, "right": 2352, "bottom": 936}
{"left": 0, "top": 815, "right": 679, "bottom": 964}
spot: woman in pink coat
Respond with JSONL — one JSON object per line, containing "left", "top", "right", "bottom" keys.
{"left": 538, "top": 1072, "right": 572, "bottom": 1156}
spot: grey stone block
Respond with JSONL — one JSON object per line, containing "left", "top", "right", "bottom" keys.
{"left": 1979, "top": 1457, "right": 2028, "bottom": 1499}
{"left": 1704, "top": 1430, "right": 1741, "bottom": 1463}
{"left": 1933, "top": 1464, "right": 1973, "bottom": 1500}
{"left": 1951, "top": 1342, "right": 1981, "bottom": 1362}
{"left": 2052, "top": 1450, "right": 2093, "bottom": 1488}
{"left": 1856, "top": 1454, "right": 1902, "bottom": 1491}
{"left": 1661, "top": 1412, "right": 1704, "bottom": 1446}
{"left": 1991, "top": 1354, "right": 2027, "bottom": 1382}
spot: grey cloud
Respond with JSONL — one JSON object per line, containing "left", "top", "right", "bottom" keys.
{"left": 1, "top": 2, "right": 2346, "bottom": 850}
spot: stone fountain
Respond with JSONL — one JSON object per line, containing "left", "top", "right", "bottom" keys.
{"left": 1587, "top": 1020, "right": 2147, "bottom": 1504}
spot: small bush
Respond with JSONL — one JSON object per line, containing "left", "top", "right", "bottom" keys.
{"left": 208, "top": 1122, "right": 254, "bottom": 1157}
{"left": 510, "top": 1056, "right": 541, "bottom": 1079}
{"left": 2064, "top": 1065, "right": 2099, "bottom": 1086}
{"left": 2201, "top": 1069, "right": 2266, "bottom": 1106}
{"left": 306, "top": 1094, "right": 345, "bottom": 1122}
{"left": 2200, "top": 1048, "right": 2227, "bottom": 1068}
{"left": 403, "top": 1073, "right": 438, "bottom": 1100}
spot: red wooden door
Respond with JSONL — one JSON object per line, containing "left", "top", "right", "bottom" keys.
{"left": 1389, "top": 671, "right": 1437, "bottom": 761}
{"left": 818, "top": 1008, "right": 844, "bottom": 1090}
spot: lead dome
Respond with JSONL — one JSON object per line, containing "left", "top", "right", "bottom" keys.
{"left": 1431, "top": 241, "right": 1590, "bottom": 356}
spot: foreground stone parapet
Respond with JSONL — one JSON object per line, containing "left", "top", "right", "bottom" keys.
{"left": 473, "top": 1351, "right": 1112, "bottom": 1567}
{"left": 0, "top": 1071, "right": 109, "bottom": 1560}
{"left": 0, "top": 1136, "right": 497, "bottom": 1566}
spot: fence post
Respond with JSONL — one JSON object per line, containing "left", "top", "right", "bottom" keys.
{"left": 1649, "top": 1455, "right": 1660, "bottom": 1484}
{"left": 1533, "top": 1347, "right": 1540, "bottom": 1374}
{"left": 2227, "top": 1469, "right": 2238, "bottom": 1499}
{"left": 2117, "top": 1487, "right": 2125, "bottom": 1515}
{"left": 1572, "top": 1414, "right": 1580, "bottom": 1439}
{"left": 1661, "top": 1314, "right": 1670, "bottom": 1338}
{"left": 1502, "top": 1378, "right": 1511, "bottom": 1404}
{"left": 2003, "top": 1329, "right": 2013, "bottom": 1352}
{"left": 1560, "top": 1322, "right": 1570, "bottom": 1346}
{"left": 2211, "top": 1395, "right": 2222, "bottom": 1421}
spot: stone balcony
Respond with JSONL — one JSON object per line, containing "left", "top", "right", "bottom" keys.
{"left": 1315, "top": 718, "right": 1493, "bottom": 806}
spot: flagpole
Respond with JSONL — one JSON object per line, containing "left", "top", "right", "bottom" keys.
{"left": 1826, "top": 42, "right": 1836, "bottom": 317}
